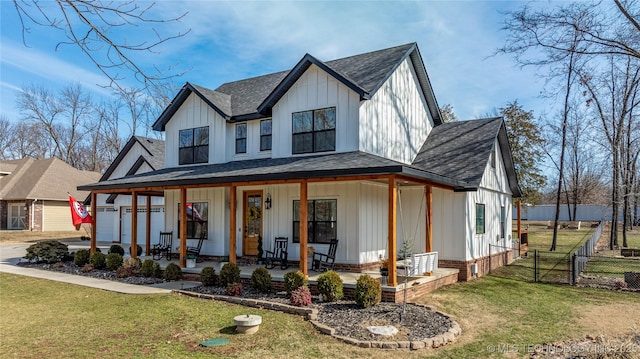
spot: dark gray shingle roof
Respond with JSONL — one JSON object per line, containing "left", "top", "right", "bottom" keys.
{"left": 412, "top": 117, "right": 521, "bottom": 196}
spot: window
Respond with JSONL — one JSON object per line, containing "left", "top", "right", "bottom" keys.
{"left": 500, "top": 206, "right": 506, "bottom": 239}
{"left": 292, "top": 107, "right": 336, "bottom": 154}
{"left": 179, "top": 126, "right": 209, "bottom": 165}
{"left": 260, "top": 119, "right": 272, "bottom": 151}
{"left": 235, "top": 123, "right": 247, "bottom": 154}
{"left": 490, "top": 142, "right": 496, "bottom": 169}
{"left": 292, "top": 199, "right": 337, "bottom": 244}
{"left": 178, "top": 202, "right": 208, "bottom": 239}
{"left": 475, "top": 203, "right": 485, "bottom": 234}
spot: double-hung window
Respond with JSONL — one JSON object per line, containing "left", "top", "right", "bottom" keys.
{"left": 475, "top": 203, "right": 485, "bottom": 234}
{"left": 260, "top": 119, "right": 272, "bottom": 151}
{"left": 293, "top": 199, "right": 337, "bottom": 244}
{"left": 178, "top": 202, "right": 208, "bottom": 239}
{"left": 235, "top": 123, "right": 247, "bottom": 154}
{"left": 500, "top": 206, "right": 506, "bottom": 239}
{"left": 292, "top": 107, "right": 336, "bottom": 154}
{"left": 179, "top": 126, "right": 209, "bottom": 165}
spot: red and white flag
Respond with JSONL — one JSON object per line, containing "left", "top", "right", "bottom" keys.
{"left": 69, "top": 195, "right": 93, "bottom": 230}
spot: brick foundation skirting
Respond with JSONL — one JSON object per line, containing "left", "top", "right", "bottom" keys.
{"left": 439, "top": 249, "right": 515, "bottom": 281}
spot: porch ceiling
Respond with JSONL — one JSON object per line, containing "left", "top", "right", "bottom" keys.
{"left": 78, "top": 151, "right": 465, "bottom": 193}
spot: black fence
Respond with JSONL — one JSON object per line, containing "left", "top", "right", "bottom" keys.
{"left": 574, "top": 255, "right": 640, "bottom": 289}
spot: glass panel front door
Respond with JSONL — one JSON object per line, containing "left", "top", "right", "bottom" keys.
{"left": 9, "top": 204, "right": 26, "bottom": 229}
{"left": 243, "top": 191, "right": 262, "bottom": 256}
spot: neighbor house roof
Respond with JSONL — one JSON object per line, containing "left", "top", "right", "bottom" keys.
{"left": 413, "top": 117, "right": 522, "bottom": 197}
{"left": 152, "top": 43, "right": 442, "bottom": 130}
{"left": 0, "top": 158, "right": 101, "bottom": 201}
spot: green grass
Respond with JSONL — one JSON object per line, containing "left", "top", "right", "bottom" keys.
{"left": 3, "top": 272, "right": 640, "bottom": 358}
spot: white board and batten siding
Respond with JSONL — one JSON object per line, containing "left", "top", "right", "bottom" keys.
{"left": 359, "top": 58, "right": 433, "bottom": 165}
{"left": 164, "top": 188, "right": 229, "bottom": 257}
{"left": 226, "top": 120, "right": 272, "bottom": 162}
{"left": 431, "top": 188, "right": 468, "bottom": 261}
{"left": 271, "top": 64, "right": 361, "bottom": 158}
{"left": 465, "top": 139, "right": 514, "bottom": 261}
{"left": 164, "top": 93, "right": 227, "bottom": 167}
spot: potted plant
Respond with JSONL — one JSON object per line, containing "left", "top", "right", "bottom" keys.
{"left": 186, "top": 254, "right": 197, "bottom": 268}
{"left": 379, "top": 256, "right": 389, "bottom": 277}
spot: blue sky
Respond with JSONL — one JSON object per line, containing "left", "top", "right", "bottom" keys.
{"left": 0, "top": 1, "right": 550, "bottom": 128}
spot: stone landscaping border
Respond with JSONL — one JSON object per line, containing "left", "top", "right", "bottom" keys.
{"left": 174, "top": 290, "right": 461, "bottom": 350}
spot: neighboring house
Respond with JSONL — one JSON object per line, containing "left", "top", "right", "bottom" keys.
{"left": 79, "top": 43, "right": 522, "bottom": 285}
{"left": 90, "top": 136, "right": 165, "bottom": 249}
{"left": 0, "top": 158, "right": 101, "bottom": 231}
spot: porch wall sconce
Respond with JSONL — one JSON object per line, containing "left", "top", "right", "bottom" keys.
{"left": 265, "top": 193, "right": 272, "bottom": 210}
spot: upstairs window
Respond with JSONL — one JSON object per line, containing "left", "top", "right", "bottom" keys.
{"left": 292, "top": 107, "right": 336, "bottom": 154}
{"left": 490, "top": 142, "right": 496, "bottom": 169}
{"left": 235, "top": 123, "right": 247, "bottom": 154}
{"left": 475, "top": 203, "right": 485, "bottom": 234}
{"left": 260, "top": 119, "right": 272, "bottom": 151}
{"left": 179, "top": 126, "right": 209, "bottom": 165}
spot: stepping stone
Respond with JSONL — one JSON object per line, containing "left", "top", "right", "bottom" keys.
{"left": 367, "top": 325, "right": 398, "bottom": 337}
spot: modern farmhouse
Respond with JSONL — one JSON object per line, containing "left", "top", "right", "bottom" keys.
{"left": 79, "top": 43, "right": 522, "bottom": 288}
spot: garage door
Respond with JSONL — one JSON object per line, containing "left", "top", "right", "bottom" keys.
{"left": 43, "top": 201, "right": 77, "bottom": 231}
{"left": 95, "top": 207, "right": 116, "bottom": 242}
{"left": 120, "top": 206, "right": 165, "bottom": 253}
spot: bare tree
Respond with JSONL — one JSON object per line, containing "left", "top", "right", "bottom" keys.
{"left": 11, "top": 0, "right": 190, "bottom": 95}
{"left": 439, "top": 104, "right": 459, "bottom": 123}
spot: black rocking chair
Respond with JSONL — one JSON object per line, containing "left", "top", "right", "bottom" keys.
{"left": 186, "top": 231, "right": 206, "bottom": 262}
{"left": 312, "top": 239, "right": 339, "bottom": 272}
{"left": 264, "top": 237, "right": 289, "bottom": 270}
{"left": 151, "top": 231, "right": 173, "bottom": 260}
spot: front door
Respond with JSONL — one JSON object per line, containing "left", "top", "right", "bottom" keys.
{"left": 243, "top": 191, "right": 262, "bottom": 256}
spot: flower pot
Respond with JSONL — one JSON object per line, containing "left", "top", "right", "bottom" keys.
{"left": 186, "top": 258, "right": 196, "bottom": 268}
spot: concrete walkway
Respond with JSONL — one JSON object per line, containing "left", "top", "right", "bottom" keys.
{"left": 0, "top": 241, "right": 176, "bottom": 295}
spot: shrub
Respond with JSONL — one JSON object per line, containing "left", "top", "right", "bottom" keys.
{"left": 81, "top": 264, "right": 94, "bottom": 272}
{"left": 108, "top": 244, "right": 125, "bottom": 256}
{"left": 141, "top": 259, "right": 156, "bottom": 277}
{"left": 219, "top": 263, "right": 241, "bottom": 287}
{"left": 122, "top": 257, "right": 142, "bottom": 271}
{"left": 354, "top": 274, "right": 381, "bottom": 308}
{"left": 63, "top": 251, "right": 75, "bottom": 262}
{"left": 200, "top": 267, "right": 217, "bottom": 286}
{"left": 251, "top": 267, "right": 272, "bottom": 293}
{"left": 105, "top": 253, "right": 123, "bottom": 271}
{"left": 89, "top": 252, "right": 106, "bottom": 270}
{"left": 74, "top": 249, "right": 91, "bottom": 266}
{"left": 116, "top": 266, "right": 135, "bottom": 278}
{"left": 129, "top": 244, "right": 143, "bottom": 257}
{"left": 164, "top": 263, "right": 183, "bottom": 281}
{"left": 284, "top": 270, "right": 307, "bottom": 296}
{"left": 317, "top": 270, "right": 344, "bottom": 302}
{"left": 24, "top": 240, "right": 69, "bottom": 263}
{"left": 224, "top": 282, "right": 243, "bottom": 296}
{"left": 290, "top": 286, "right": 312, "bottom": 307}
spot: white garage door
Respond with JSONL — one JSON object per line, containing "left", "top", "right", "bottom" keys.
{"left": 95, "top": 207, "right": 116, "bottom": 242}
{"left": 121, "top": 206, "right": 165, "bottom": 254}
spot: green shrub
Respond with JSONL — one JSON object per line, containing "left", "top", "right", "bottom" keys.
{"left": 200, "top": 267, "right": 217, "bottom": 286}
{"left": 251, "top": 267, "right": 272, "bottom": 293}
{"left": 164, "top": 263, "right": 183, "bottom": 281}
{"left": 108, "top": 244, "right": 125, "bottom": 256}
{"left": 284, "top": 270, "right": 307, "bottom": 296}
{"left": 89, "top": 252, "right": 106, "bottom": 270}
{"left": 354, "top": 274, "right": 381, "bottom": 308}
{"left": 317, "top": 270, "right": 344, "bottom": 302}
{"left": 63, "top": 251, "right": 75, "bottom": 262}
{"left": 219, "top": 263, "right": 241, "bottom": 287}
{"left": 24, "top": 240, "right": 69, "bottom": 263}
{"left": 105, "top": 253, "right": 123, "bottom": 271}
{"left": 74, "top": 249, "right": 91, "bottom": 266}
{"left": 129, "top": 244, "right": 143, "bottom": 256}
{"left": 290, "top": 286, "right": 312, "bottom": 307}
{"left": 224, "top": 282, "right": 243, "bottom": 296}
{"left": 140, "top": 259, "right": 156, "bottom": 277}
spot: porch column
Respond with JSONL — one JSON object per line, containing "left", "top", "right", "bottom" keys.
{"left": 517, "top": 199, "right": 522, "bottom": 254}
{"left": 131, "top": 191, "right": 138, "bottom": 258}
{"left": 90, "top": 192, "right": 97, "bottom": 254}
{"left": 145, "top": 195, "right": 151, "bottom": 257}
{"left": 426, "top": 185, "right": 433, "bottom": 253}
{"left": 229, "top": 185, "right": 237, "bottom": 264}
{"left": 388, "top": 176, "right": 397, "bottom": 287}
{"left": 299, "top": 180, "right": 308, "bottom": 276}
{"left": 180, "top": 187, "right": 187, "bottom": 268}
